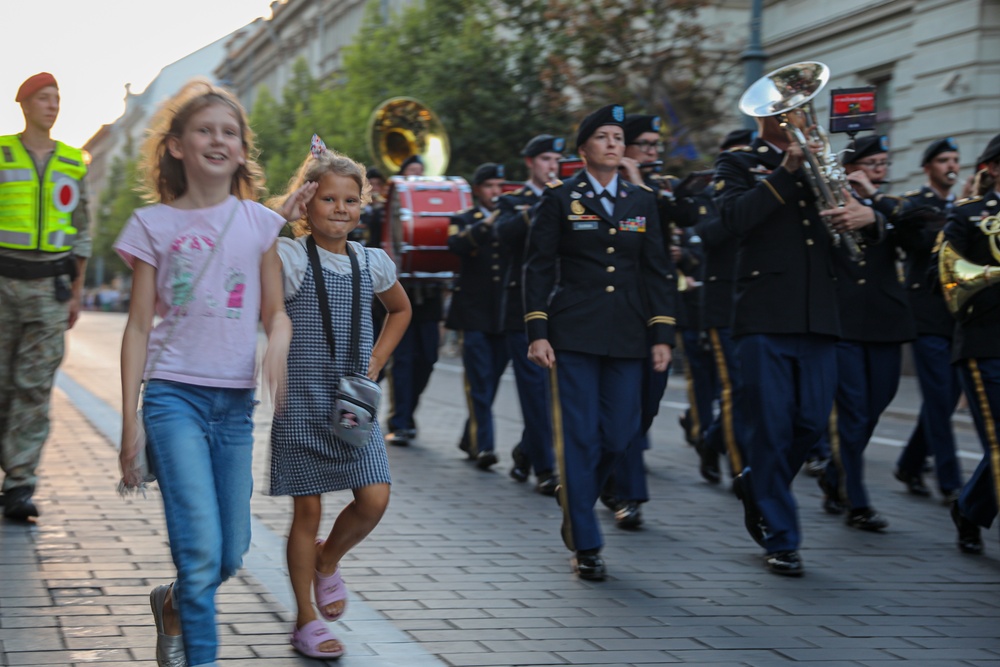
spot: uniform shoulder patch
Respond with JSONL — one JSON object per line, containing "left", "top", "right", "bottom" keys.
{"left": 956, "top": 196, "right": 983, "bottom": 207}
{"left": 902, "top": 189, "right": 921, "bottom": 197}
{"left": 547, "top": 179, "right": 563, "bottom": 189}
{"left": 635, "top": 182, "right": 654, "bottom": 193}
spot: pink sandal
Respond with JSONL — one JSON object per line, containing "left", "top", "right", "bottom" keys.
{"left": 291, "top": 619, "right": 345, "bottom": 659}
{"left": 314, "top": 540, "right": 348, "bottom": 621}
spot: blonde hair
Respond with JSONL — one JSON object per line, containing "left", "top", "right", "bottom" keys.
{"left": 267, "top": 144, "right": 372, "bottom": 237}
{"left": 139, "top": 78, "right": 265, "bottom": 203}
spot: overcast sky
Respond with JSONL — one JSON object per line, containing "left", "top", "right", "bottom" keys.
{"left": 1, "top": 0, "right": 275, "bottom": 147}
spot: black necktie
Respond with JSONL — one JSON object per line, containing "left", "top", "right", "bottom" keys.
{"left": 599, "top": 189, "right": 615, "bottom": 204}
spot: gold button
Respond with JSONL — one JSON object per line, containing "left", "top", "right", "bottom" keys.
{"left": 858, "top": 278, "right": 866, "bottom": 285}
{"left": 799, "top": 200, "right": 807, "bottom": 207}
{"left": 913, "top": 282, "right": 921, "bottom": 289}
{"left": 606, "top": 266, "right": 615, "bottom": 273}
{"left": 802, "top": 219, "right": 810, "bottom": 226}
{"left": 709, "top": 275, "right": 717, "bottom": 281}
{"left": 859, "top": 260, "right": 867, "bottom": 267}
{"left": 806, "top": 239, "right": 814, "bottom": 246}
{"left": 605, "top": 285, "right": 615, "bottom": 293}
{"left": 751, "top": 270, "right": 760, "bottom": 277}
{"left": 493, "top": 276, "right": 500, "bottom": 282}
{"left": 509, "top": 282, "right": 516, "bottom": 287}
{"left": 492, "top": 264, "right": 500, "bottom": 270}
{"left": 609, "top": 228, "right": 617, "bottom": 235}
{"left": 492, "top": 241, "right": 499, "bottom": 247}
{"left": 797, "top": 182, "right": 804, "bottom": 187}
{"left": 606, "top": 247, "right": 615, "bottom": 254}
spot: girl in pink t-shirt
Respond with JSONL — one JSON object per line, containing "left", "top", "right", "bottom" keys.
{"left": 114, "top": 79, "right": 313, "bottom": 667}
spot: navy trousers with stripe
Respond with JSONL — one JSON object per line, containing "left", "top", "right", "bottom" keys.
{"left": 550, "top": 351, "right": 642, "bottom": 553}
{"left": 459, "top": 330, "right": 509, "bottom": 455}
{"left": 957, "top": 358, "right": 1000, "bottom": 528}
{"left": 506, "top": 331, "right": 555, "bottom": 475}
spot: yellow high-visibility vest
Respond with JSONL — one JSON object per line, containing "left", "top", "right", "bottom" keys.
{"left": 0, "top": 135, "right": 87, "bottom": 252}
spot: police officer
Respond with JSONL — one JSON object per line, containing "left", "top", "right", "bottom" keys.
{"left": 448, "top": 163, "right": 508, "bottom": 469}
{"left": 696, "top": 129, "right": 755, "bottom": 486}
{"left": 817, "top": 135, "right": 912, "bottom": 531}
{"left": 495, "top": 135, "right": 563, "bottom": 493}
{"left": 0, "top": 73, "right": 90, "bottom": 521}
{"left": 894, "top": 138, "right": 964, "bottom": 503}
{"left": 944, "top": 133, "right": 1000, "bottom": 555}
{"left": 523, "top": 104, "right": 676, "bottom": 580}
{"left": 715, "top": 112, "right": 879, "bottom": 576}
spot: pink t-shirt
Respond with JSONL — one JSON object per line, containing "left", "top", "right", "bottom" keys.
{"left": 114, "top": 196, "right": 285, "bottom": 388}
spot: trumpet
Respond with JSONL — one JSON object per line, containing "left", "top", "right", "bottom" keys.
{"left": 739, "top": 61, "right": 865, "bottom": 262}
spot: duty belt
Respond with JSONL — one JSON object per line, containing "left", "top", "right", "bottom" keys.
{"left": 0, "top": 256, "right": 76, "bottom": 280}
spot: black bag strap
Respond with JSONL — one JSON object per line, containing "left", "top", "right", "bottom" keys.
{"left": 307, "top": 237, "right": 363, "bottom": 372}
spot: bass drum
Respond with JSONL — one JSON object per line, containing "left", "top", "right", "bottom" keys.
{"left": 382, "top": 175, "right": 471, "bottom": 279}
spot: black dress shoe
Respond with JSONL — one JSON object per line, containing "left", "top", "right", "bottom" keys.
{"left": 951, "top": 501, "right": 983, "bottom": 555}
{"left": 733, "top": 470, "right": 767, "bottom": 548}
{"left": 509, "top": 446, "right": 530, "bottom": 483}
{"left": 893, "top": 468, "right": 931, "bottom": 497}
{"left": 385, "top": 429, "right": 411, "bottom": 447}
{"left": 817, "top": 476, "right": 846, "bottom": 515}
{"left": 405, "top": 428, "right": 418, "bottom": 440}
{"left": 846, "top": 508, "right": 889, "bottom": 532}
{"left": 614, "top": 502, "right": 643, "bottom": 530}
{"left": 3, "top": 487, "right": 38, "bottom": 521}
{"left": 475, "top": 450, "right": 498, "bottom": 470}
{"left": 678, "top": 412, "right": 697, "bottom": 446}
{"left": 695, "top": 440, "right": 721, "bottom": 485}
{"left": 765, "top": 550, "right": 804, "bottom": 577}
{"left": 599, "top": 493, "right": 620, "bottom": 511}
{"left": 535, "top": 472, "right": 558, "bottom": 496}
{"left": 457, "top": 437, "right": 475, "bottom": 460}
{"left": 572, "top": 550, "right": 606, "bottom": 581}
{"left": 802, "top": 457, "right": 829, "bottom": 477}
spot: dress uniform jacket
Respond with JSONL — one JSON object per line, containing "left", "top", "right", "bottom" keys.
{"left": 523, "top": 171, "right": 677, "bottom": 357}
{"left": 446, "top": 206, "right": 506, "bottom": 334}
{"left": 943, "top": 194, "right": 1000, "bottom": 361}
{"left": 895, "top": 187, "right": 956, "bottom": 338}
{"left": 494, "top": 185, "right": 540, "bottom": 332}
{"left": 714, "top": 139, "right": 842, "bottom": 338}
{"left": 694, "top": 196, "right": 737, "bottom": 331}
{"left": 832, "top": 212, "right": 915, "bottom": 344}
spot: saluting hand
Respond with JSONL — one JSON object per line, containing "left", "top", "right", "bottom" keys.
{"left": 278, "top": 181, "right": 319, "bottom": 223}
{"left": 528, "top": 339, "right": 556, "bottom": 369}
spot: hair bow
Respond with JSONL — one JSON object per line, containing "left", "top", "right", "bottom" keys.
{"left": 310, "top": 134, "right": 327, "bottom": 159}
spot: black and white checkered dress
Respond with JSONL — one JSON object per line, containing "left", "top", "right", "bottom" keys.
{"left": 269, "top": 246, "right": 391, "bottom": 496}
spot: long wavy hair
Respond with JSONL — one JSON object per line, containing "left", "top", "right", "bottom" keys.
{"left": 138, "top": 78, "right": 265, "bottom": 203}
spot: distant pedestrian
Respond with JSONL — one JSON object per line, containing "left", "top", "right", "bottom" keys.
{"left": 266, "top": 136, "right": 410, "bottom": 659}
{"left": 115, "top": 79, "right": 310, "bottom": 667}
{"left": 0, "top": 72, "right": 90, "bottom": 521}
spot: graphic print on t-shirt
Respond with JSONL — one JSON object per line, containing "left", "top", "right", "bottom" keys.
{"left": 225, "top": 268, "right": 247, "bottom": 319}
{"left": 168, "top": 232, "right": 216, "bottom": 313}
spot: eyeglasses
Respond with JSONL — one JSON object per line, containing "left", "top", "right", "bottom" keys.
{"left": 857, "top": 160, "right": 891, "bottom": 168}
{"left": 630, "top": 140, "right": 663, "bottom": 151}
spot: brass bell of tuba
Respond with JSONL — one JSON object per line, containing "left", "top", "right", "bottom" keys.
{"left": 938, "top": 215, "right": 1000, "bottom": 315}
{"left": 739, "top": 61, "right": 865, "bottom": 262}
{"left": 367, "top": 97, "right": 450, "bottom": 177}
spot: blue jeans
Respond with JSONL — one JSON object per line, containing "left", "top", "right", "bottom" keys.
{"left": 143, "top": 380, "right": 256, "bottom": 667}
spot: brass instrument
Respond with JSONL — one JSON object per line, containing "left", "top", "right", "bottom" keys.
{"left": 739, "top": 61, "right": 865, "bottom": 261}
{"left": 367, "top": 97, "right": 450, "bottom": 176}
{"left": 939, "top": 215, "right": 1000, "bottom": 315}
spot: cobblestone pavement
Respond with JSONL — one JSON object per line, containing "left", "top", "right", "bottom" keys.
{"left": 1, "top": 312, "right": 999, "bottom": 667}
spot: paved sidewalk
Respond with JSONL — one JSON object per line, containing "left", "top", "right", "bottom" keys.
{"left": 1, "top": 312, "right": 999, "bottom": 666}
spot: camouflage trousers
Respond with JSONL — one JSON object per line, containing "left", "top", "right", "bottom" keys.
{"left": 0, "top": 275, "right": 68, "bottom": 493}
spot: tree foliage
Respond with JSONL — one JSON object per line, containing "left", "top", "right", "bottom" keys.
{"left": 249, "top": 0, "right": 741, "bottom": 189}
{"left": 90, "top": 139, "right": 144, "bottom": 281}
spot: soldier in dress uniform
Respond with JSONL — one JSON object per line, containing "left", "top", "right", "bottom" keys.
{"left": 944, "top": 133, "right": 1000, "bottom": 555}
{"left": 495, "top": 135, "right": 563, "bottom": 493}
{"left": 695, "top": 129, "right": 755, "bottom": 486}
{"left": 816, "top": 135, "right": 911, "bottom": 531}
{"left": 355, "top": 166, "right": 387, "bottom": 246}
{"left": 894, "top": 138, "right": 964, "bottom": 503}
{"left": 523, "top": 104, "right": 676, "bottom": 580}
{"left": 715, "top": 112, "right": 880, "bottom": 576}
{"left": 399, "top": 154, "right": 424, "bottom": 177}
{"left": 448, "top": 163, "right": 509, "bottom": 469}
{"left": 602, "top": 114, "right": 691, "bottom": 529}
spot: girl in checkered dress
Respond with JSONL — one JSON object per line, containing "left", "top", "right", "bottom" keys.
{"left": 267, "top": 137, "right": 410, "bottom": 659}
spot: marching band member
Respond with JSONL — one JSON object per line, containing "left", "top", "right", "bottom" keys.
{"left": 495, "top": 135, "right": 563, "bottom": 494}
